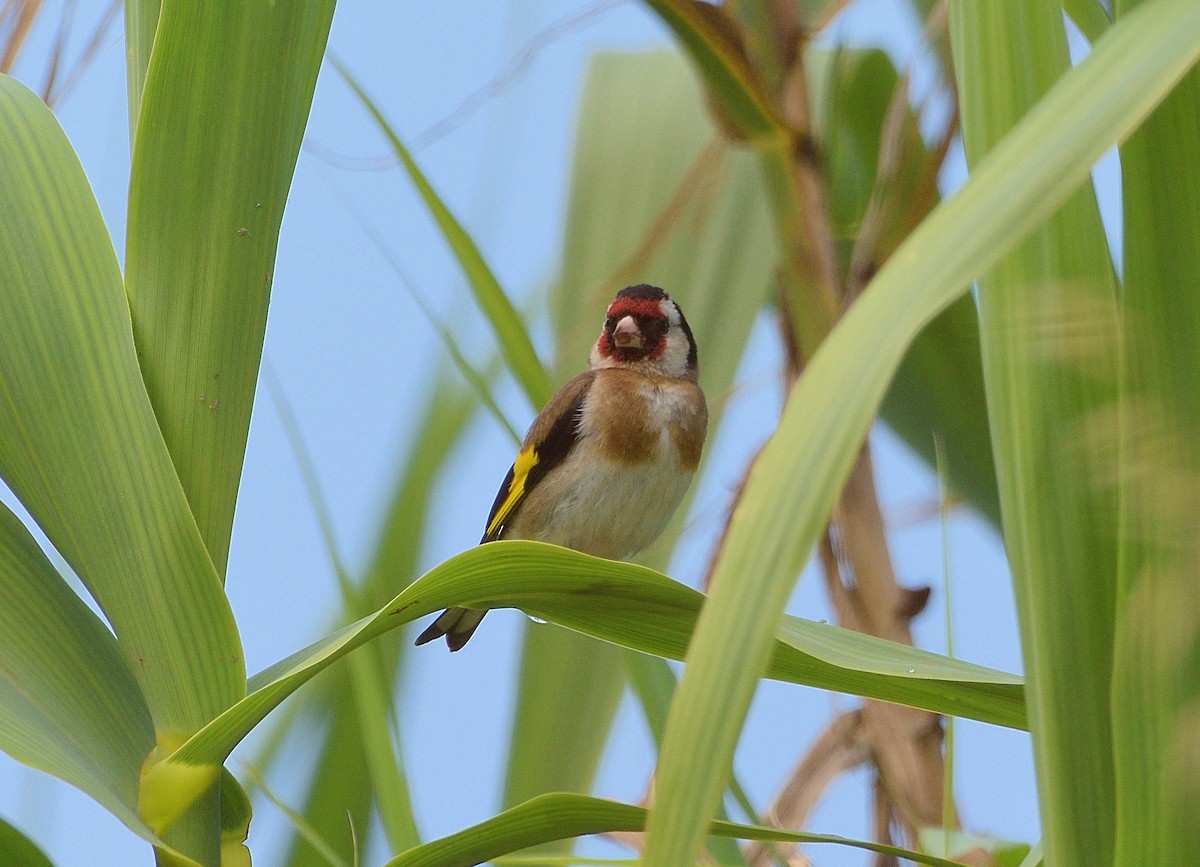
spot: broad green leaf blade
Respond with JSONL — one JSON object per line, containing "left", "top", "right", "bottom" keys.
{"left": 642, "top": 2, "right": 1200, "bottom": 863}
{"left": 149, "top": 541, "right": 1024, "bottom": 831}
{"left": 335, "top": 58, "right": 554, "bottom": 410}
{"left": 125, "top": 0, "right": 335, "bottom": 578}
{"left": 382, "top": 793, "right": 967, "bottom": 867}
{"left": 0, "top": 817, "right": 54, "bottom": 867}
{"left": 0, "top": 74, "right": 243, "bottom": 738}
{"left": 510, "top": 48, "right": 779, "bottom": 815}
{"left": 1112, "top": 2, "right": 1200, "bottom": 862}
{"left": 0, "top": 502, "right": 155, "bottom": 840}
{"left": 951, "top": 4, "right": 1120, "bottom": 866}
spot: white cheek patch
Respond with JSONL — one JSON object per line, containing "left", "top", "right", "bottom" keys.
{"left": 656, "top": 300, "right": 691, "bottom": 377}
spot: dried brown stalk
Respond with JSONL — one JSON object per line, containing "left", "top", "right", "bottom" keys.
{"left": 700, "top": 1, "right": 962, "bottom": 862}
{"left": 0, "top": 0, "right": 43, "bottom": 73}
{"left": 745, "top": 710, "right": 869, "bottom": 866}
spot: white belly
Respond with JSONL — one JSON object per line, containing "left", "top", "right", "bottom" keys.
{"left": 523, "top": 446, "right": 692, "bottom": 559}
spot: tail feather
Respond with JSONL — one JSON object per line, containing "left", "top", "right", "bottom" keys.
{"left": 414, "top": 607, "right": 487, "bottom": 651}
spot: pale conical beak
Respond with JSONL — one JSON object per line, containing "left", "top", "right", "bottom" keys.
{"left": 612, "top": 315, "right": 643, "bottom": 349}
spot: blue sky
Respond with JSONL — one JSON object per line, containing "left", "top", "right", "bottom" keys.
{"left": 0, "top": 2, "right": 1037, "bottom": 864}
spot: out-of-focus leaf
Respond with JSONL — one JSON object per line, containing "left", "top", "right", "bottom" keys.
{"left": 1111, "top": 2, "right": 1200, "bottom": 864}
{"left": 623, "top": 653, "right": 747, "bottom": 866}
{"left": 335, "top": 58, "right": 554, "bottom": 411}
{"left": 639, "top": 0, "right": 785, "bottom": 141}
{"left": 243, "top": 764, "right": 348, "bottom": 867}
{"left": 1065, "top": 0, "right": 1112, "bottom": 42}
{"left": 881, "top": 294, "right": 1000, "bottom": 525}
{"left": 642, "top": 3, "right": 1200, "bottom": 862}
{"left": 125, "top": 0, "right": 334, "bottom": 578}
{"left": 952, "top": 5, "right": 1121, "bottom": 867}
{"left": 0, "top": 502, "right": 155, "bottom": 841}
{"left": 0, "top": 817, "right": 54, "bottom": 867}
{"left": 918, "top": 827, "right": 1032, "bottom": 867}
{"left": 812, "top": 47, "right": 999, "bottom": 523}
{"left": 382, "top": 793, "right": 966, "bottom": 867}
{"left": 0, "top": 74, "right": 243, "bottom": 741}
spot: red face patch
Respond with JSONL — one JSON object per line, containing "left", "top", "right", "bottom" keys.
{"left": 597, "top": 298, "right": 668, "bottom": 362}
{"left": 606, "top": 297, "right": 664, "bottom": 321}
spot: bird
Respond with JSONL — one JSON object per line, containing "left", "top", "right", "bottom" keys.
{"left": 415, "top": 284, "right": 708, "bottom": 651}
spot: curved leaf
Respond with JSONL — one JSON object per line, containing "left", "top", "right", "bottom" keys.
{"left": 383, "top": 793, "right": 966, "bottom": 867}
{"left": 0, "top": 817, "right": 54, "bottom": 867}
{"left": 0, "top": 74, "right": 243, "bottom": 739}
{"left": 0, "top": 502, "right": 154, "bottom": 841}
{"left": 643, "top": 2, "right": 1200, "bottom": 863}
{"left": 146, "top": 541, "right": 1023, "bottom": 830}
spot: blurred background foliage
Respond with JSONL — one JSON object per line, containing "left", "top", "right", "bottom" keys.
{"left": 0, "top": 0, "right": 1197, "bottom": 865}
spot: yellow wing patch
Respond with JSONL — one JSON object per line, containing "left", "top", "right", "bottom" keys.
{"left": 484, "top": 444, "right": 539, "bottom": 540}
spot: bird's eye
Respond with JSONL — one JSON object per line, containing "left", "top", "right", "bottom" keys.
{"left": 603, "top": 316, "right": 614, "bottom": 330}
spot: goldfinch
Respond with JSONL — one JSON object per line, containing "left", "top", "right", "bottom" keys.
{"left": 415, "top": 284, "right": 707, "bottom": 651}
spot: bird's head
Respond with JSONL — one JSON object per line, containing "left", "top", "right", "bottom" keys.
{"left": 589, "top": 284, "right": 698, "bottom": 380}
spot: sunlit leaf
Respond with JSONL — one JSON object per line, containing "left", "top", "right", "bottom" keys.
{"left": 643, "top": 2, "right": 1200, "bottom": 862}
{"left": 383, "top": 793, "right": 967, "bottom": 867}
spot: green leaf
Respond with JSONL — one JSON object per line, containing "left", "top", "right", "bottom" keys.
{"left": 147, "top": 541, "right": 1023, "bottom": 831}
{"left": 124, "top": 1, "right": 334, "bottom": 578}
{"left": 950, "top": 4, "right": 1122, "bottom": 866}
{"left": 1112, "top": 3, "right": 1200, "bottom": 864}
{"left": 881, "top": 294, "right": 1000, "bottom": 525}
{"left": 0, "top": 501, "right": 155, "bottom": 841}
{"left": 623, "top": 653, "right": 747, "bottom": 866}
{"left": 640, "top": 0, "right": 785, "bottom": 142}
{"left": 1065, "top": 0, "right": 1113, "bottom": 42}
{"left": 812, "top": 47, "right": 999, "bottom": 523}
{"left": 219, "top": 769, "right": 252, "bottom": 867}
{"left": 0, "top": 74, "right": 243, "bottom": 740}
{"left": 918, "top": 827, "right": 1032, "bottom": 867}
{"left": 334, "top": 57, "right": 554, "bottom": 410}
{"left": 642, "top": 2, "right": 1200, "bottom": 863}
{"left": 382, "top": 793, "right": 968, "bottom": 867}
{"left": 0, "top": 816, "right": 54, "bottom": 867}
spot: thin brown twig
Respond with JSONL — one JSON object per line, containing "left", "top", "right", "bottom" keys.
{"left": 0, "top": 0, "right": 43, "bottom": 73}
{"left": 745, "top": 711, "right": 869, "bottom": 866}
{"left": 37, "top": 0, "right": 70, "bottom": 103}
{"left": 45, "top": 0, "right": 119, "bottom": 107}
{"left": 305, "top": 0, "right": 626, "bottom": 171}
